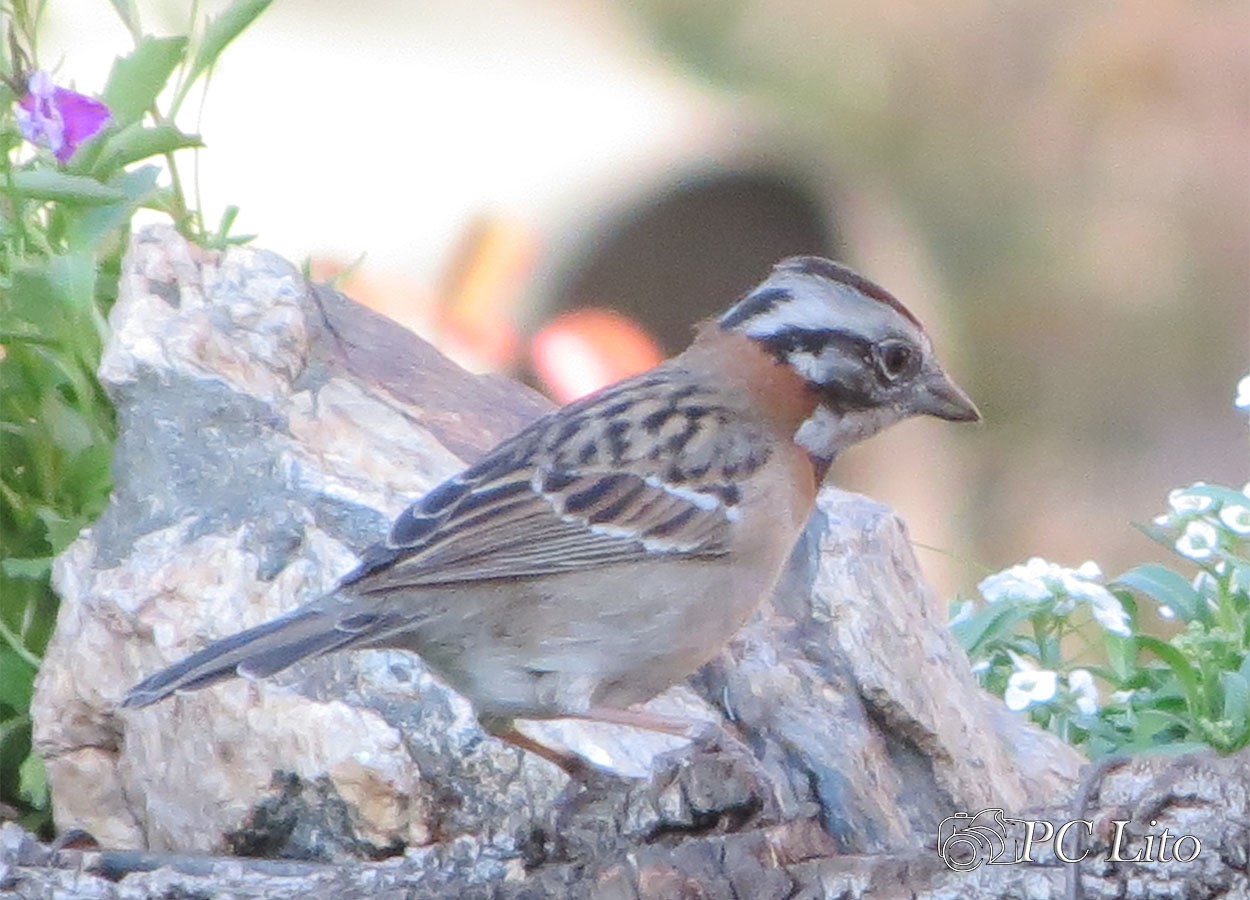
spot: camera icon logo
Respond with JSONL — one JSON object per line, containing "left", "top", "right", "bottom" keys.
{"left": 936, "top": 808, "right": 1019, "bottom": 871}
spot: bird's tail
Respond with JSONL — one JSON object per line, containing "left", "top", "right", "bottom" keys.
{"left": 122, "top": 604, "right": 391, "bottom": 709}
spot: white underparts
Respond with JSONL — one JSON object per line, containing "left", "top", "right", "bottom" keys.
{"left": 795, "top": 404, "right": 905, "bottom": 459}
{"left": 794, "top": 407, "right": 839, "bottom": 459}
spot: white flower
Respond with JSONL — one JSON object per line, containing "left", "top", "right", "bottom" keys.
{"left": 1176, "top": 519, "right": 1220, "bottom": 560}
{"left": 1089, "top": 591, "right": 1133, "bottom": 636}
{"left": 1061, "top": 567, "right": 1132, "bottom": 635}
{"left": 1218, "top": 504, "right": 1250, "bottom": 535}
{"left": 1168, "top": 485, "right": 1213, "bottom": 515}
{"left": 1051, "top": 592, "right": 1078, "bottom": 615}
{"left": 1060, "top": 572, "right": 1131, "bottom": 635}
{"left": 1157, "top": 604, "right": 1176, "bottom": 620}
{"left": 1110, "top": 689, "right": 1136, "bottom": 704}
{"left": 949, "top": 600, "right": 975, "bottom": 627}
{"left": 1062, "top": 573, "right": 1112, "bottom": 604}
{"left": 970, "top": 659, "right": 991, "bottom": 676}
{"left": 1067, "top": 669, "right": 1099, "bottom": 715}
{"left": 1153, "top": 514, "right": 1172, "bottom": 527}
{"left": 978, "top": 557, "right": 1056, "bottom": 603}
{"left": 978, "top": 556, "right": 1130, "bottom": 634}
{"left": 1236, "top": 375, "right": 1250, "bottom": 410}
{"left": 1004, "top": 669, "right": 1059, "bottom": 711}
{"left": 1075, "top": 560, "right": 1102, "bottom": 580}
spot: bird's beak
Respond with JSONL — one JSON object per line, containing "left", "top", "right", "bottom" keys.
{"left": 914, "top": 369, "right": 981, "bottom": 422}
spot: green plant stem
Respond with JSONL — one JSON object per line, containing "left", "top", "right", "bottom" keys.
{"left": 0, "top": 615, "right": 41, "bottom": 668}
{"left": 105, "top": 0, "right": 143, "bottom": 46}
{"left": 0, "top": 474, "right": 26, "bottom": 512}
{"left": 189, "top": 65, "right": 212, "bottom": 239}
{"left": 1033, "top": 616, "right": 1060, "bottom": 671}
{"left": 0, "top": 330, "right": 60, "bottom": 345}
{"left": 159, "top": 148, "right": 192, "bottom": 236}
{"left": 1214, "top": 568, "right": 1241, "bottom": 638}
{"left": 167, "top": 0, "right": 200, "bottom": 118}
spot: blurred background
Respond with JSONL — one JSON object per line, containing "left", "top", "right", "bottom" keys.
{"left": 42, "top": 0, "right": 1248, "bottom": 598}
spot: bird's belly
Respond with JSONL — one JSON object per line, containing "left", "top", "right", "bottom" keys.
{"left": 400, "top": 554, "right": 783, "bottom": 718}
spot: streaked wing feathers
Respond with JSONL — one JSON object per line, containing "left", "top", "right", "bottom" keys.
{"left": 344, "top": 370, "right": 768, "bottom": 593}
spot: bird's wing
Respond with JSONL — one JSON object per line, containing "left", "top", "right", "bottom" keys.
{"left": 343, "top": 369, "right": 772, "bottom": 592}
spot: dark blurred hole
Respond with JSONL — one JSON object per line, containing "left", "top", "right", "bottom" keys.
{"left": 552, "top": 170, "right": 839, "bottom": 354}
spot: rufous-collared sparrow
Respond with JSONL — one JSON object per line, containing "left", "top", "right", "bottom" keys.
{"left": 125, "top": 256, "right": 980, "bottom": 774}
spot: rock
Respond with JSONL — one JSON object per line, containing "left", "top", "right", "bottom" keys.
{"left": 33, "top": 225, "right": 562, "bottom": 857}
{"left": 5, "top": 748, "right": 1249, "bottom": 897}
{"left": 29, "top": 226, "right": 1106, "bottom": 895}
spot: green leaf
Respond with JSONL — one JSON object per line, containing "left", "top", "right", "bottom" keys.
{"left": 102, "top": 36, "right": 188, "bottom": 128}
{"left": 0, "top": 607, "right": 41, "bottom": 670}
{"left": 1132, "top": 708, "right": 1184, "bottom": 738}
{"left": 35, "top": 507, "right": 81, "bottom": 553}
{"left": 950, "top": 602, "right": 1030, "bottom": 656}
{"left": 66, "top": 165, "right": 161, "bottom": 252}
{"left": 47, "top": 253, "right": 101, "bottom": 345}
{"left": 176, "top": 0, "right": 272, "bottom": 110}
{"left": 1231, "top": 559, "right": 1250, "bottom": 598}
{"left": 57, "top": 440, "right": 115, "bottom": 516}
{"left": 1151, "top": 740, "right": 1223, "bottom": 755}
{"left": 1137, "top": 635, "right": 1204, "bottom": 716}
{"left": 106, "top": 0, "right": 144, "bottom": 43}
{"left": 1176, "top": 484, "right": 1250, "bottom": 509}
{"left": 18, "top": 753, "right": 47, "bottom": 808}
{"left": 0, "top": 652, "right": 36, "bottom": 712}
{"left": 5, "top": 170, "right": 127, "bottom": 205}
{"left": 0, "top": 714, "right": 30, "bottom": 757}
{"left": 0, "top": 559, "right": 52, "bottom": 581}
{"left": 91, "top": 124, "right": 203, "bottom": 178}
{"left": 2, "top": 268, "right": 68, "bottom": 344}
{"left": 1117, "top": 736, "right": 1211, "bottom": 755}
{"left": 40, "top": 392, "right": 95, "bottom": 459}
{"left": 1114, "top": 564, "right": 1205, "bottom": 624}
{"left": 1104, "top": 633, "right": 1136, "bottom": 684}
{"left": 1220, "top": 671, "right": 1250, "bottom": 741}
{"left": 2, "top": 262, "right": 100, "bottom": 364}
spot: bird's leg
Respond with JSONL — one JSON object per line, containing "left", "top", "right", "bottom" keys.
{"left": 478, "top": 714, "right": 598, "bottom": 780}
{"left": 479, "top": 707, "right": 723, "bottom": 781}
{"left": 566, "top": 705, "right": 718, "bottom": 742}
{"left": 479, "top": 712, "right": 632, "bottom": 841}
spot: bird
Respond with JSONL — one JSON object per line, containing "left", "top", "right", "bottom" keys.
{"left": 123, "top": 255, "right": 980, "bottom": 776}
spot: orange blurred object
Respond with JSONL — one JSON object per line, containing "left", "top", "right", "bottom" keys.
{"left": 311, "top": 216, "right": 538, "bottom": 375}
{"left": 530, "top": 307, "right": 664, "bottom": 403}
{"left": 438, "top": 216, "right": 538, "bottom": 372}
{"left": 309, "top": 258, "right": 434, "bottom": 339}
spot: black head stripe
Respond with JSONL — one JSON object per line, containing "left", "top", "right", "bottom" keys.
{"left": 719, "top": 286, "right": 792, "bottom": 330}
{"left": 757, "top": 326, "right": 872, "bottom": 365}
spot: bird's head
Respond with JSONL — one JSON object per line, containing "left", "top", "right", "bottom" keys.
{"left": 717, "top": 256, "right": 980, "bottom": 463}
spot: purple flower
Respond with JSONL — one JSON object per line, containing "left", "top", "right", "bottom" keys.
{"left": 15, "top": 71, "right": 111, "bottom": 164}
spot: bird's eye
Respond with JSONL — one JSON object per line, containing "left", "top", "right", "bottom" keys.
{"left": 875, "top": 340, "right": 917, "bottom": 381}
